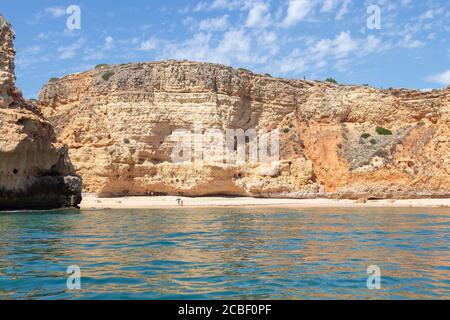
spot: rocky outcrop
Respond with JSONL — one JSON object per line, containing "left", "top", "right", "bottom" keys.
{"left": 0, "top": 15, "right": 82, "bottom": 210}
{"left": 39, "top": 60, "right": 449, "bottom": 199}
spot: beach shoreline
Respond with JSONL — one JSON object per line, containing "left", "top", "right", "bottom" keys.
{"left": 80, "top": 194, "right": 450, "bottom": 210}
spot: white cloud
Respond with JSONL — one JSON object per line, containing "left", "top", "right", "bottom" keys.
{"left": 401, "top": 0, "right": 412, "bottom": 7}
{"left": 365, "top": 35, "right": 381, "bottom": 51}
{"left": 83, "top": 36, "right": 114, "bottom": 60}
{"left": 30, "top": 6, "right": 67, "bottom": 24}
{"left": 419, "top": 7, "right": 445, "bottom": 20}
{"left": 278, "top": 49, "right": 308, "bottom": 73}
{"left": 400, "top": 34, "right": 425, "bottom": 48}
{"left": 426, "top": 70, "right": 450, "bottom": 85}
{"left": 277, "top": 31, "right": 364, "bottom": 76}
{"left": 104, "top": 36, "right": 114, "bottom": 50}
{"left": 36, "top": 32, "right": 50, "bottom": 40}
{"left": 162, "top": 33, "right": 213, "bottom": 62}
{"left": 15, "top": 0, "right": 450, "bottom": 100}
{"left": 210, "top": 0, "right": 243, "bottom": 10}
{"left": 83, "top": 48, "right": 105, "bottom": 61}
{"left": 57, "top": 38, "right": 85, "bottom": 60}
{"left": 363, "top": 35, "right": 391, "bottom": 53}
{"left": 321, "top": 0, "right": 338, "bottom": 12}
{"left": 319, "top": 0, "right": 350, "bottom": 19}
{"left": 282, "top": 0, "right": 316, "bottom": 27}
{"left": 420, "top": 10, "right": 434, "bottom": 20}
{"left": 259, "top": 31, "right": 277, "bottom": 44}
{"left": 335, "top": 0, "right": 350, "bottom": 20}
{"left": 158, "top": 28, "right": 271, "bottom": 66}
{"left": 23, "top": 45, "right": 44, "bottom": 55}
{"left": 257, "top": 31, "right": 278, "bottom": 54}
{"left": 45, "top": 7, "right": 66, "bottom": 18}
{"left": 188, "top": 0, "right": 243, "bottom": 12}
{"left": 216, "top": 29, "right": 254, "bottom": 63}
{"left": 191, "top": 2, "right": 210, "bottom": 12}
{"left": 334, "top": 58, "right": 350, "bottom": 72}
{"left": 15, "top": 45, "right": 49, "bottom": 69}
{"left": 245, "top": 2, "right": 271, "bottom": 28}
{"left": 333, "top": 31, "right": 358, "bottom": 57}
{"left": 198, "top": 15, "right": 229, "bottom": 31}
{"left": 139, "top": 38, "right": 160, "bottom": 51}
{"left": 310, "top": 31, "right": 358, "bottom": 59}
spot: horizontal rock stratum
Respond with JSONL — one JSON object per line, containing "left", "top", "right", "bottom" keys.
{"left": 0, "top": 15, "right": 82, "bottom": 210}
{"left": 39, "top": 60, "right": 450, "bottom": 199}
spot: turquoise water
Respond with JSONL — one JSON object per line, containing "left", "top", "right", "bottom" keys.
{"left": 0, "top": 207, "right": 449, "bottom": 300}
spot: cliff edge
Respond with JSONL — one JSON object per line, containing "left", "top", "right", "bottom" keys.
{"left": 39, "top": 60, "right": 449, "bottom": 199}
{"left": 0, "top": 15, "right": 82, "bottom": 210}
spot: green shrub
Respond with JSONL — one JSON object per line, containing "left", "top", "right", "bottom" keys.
{"left": 238, "top": 67, "right": 252, "bottom": 73}
{"left": 283, "top": 128, "right": 290, "bottom": 134}
{"left": 369, "top": 139, "right": 377, "bottom": 145}
{"left": 376, "top": 126, "right": 393, "bottom": 135}
{"left": 123, "top": 138, "right": 130, "bottom": 144}
{"left": 96, "top": 64, "right": 109, "bottom": 69}
{"left": 49, "top": 77, "right": 59, "bottom": 83}
{"left": 264, "top": 73, "right": 272, "bottom": 77}
{"left": 102, "top": 71, "right": 114, "bottom": 81}
{"left": 361, "top": 133, "right": 371, "bottom": 139}
{"left": 325, "top": 77, "right": 337, "bottom": 84}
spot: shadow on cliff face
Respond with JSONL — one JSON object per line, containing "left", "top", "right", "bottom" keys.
{"left": 0, "top": 176, "right": 82, "bottom": 211}
{"left": 0, "top": 14, "right": 83, "bottom": 211}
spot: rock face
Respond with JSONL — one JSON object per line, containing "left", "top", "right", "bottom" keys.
{"left": 0, "top": 15, "right": 82, "bottom": 210}
{"left": 39, "top": 60, "right": 450, "bottom": 199}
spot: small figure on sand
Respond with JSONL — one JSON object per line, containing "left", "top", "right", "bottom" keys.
{"left": 176, "top": 198, "right": 184, "bottom": 206}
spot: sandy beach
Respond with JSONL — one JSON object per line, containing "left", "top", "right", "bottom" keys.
{"left": 80, "top": 194, "right": 450, "bottom": 210}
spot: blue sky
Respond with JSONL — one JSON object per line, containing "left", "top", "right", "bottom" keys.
{"left": 1, "top": 0, "right": 449, "bottom": 98}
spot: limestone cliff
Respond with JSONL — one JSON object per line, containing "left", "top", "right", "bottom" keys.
{"left": 39, "top": 60, "right": 449, "bottom": 199}
{"left": 0, "top": 15, "right": 82, "bottom": 210}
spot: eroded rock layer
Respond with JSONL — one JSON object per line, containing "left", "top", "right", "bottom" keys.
{"left": 0, "top": 15, "right": 81, "bottom": 210}
{"left": 39, "top": 60, "right": 449, "bottom": 199}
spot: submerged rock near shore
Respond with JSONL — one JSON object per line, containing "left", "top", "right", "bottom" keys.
{"left": 39, "top": 60, "right": 449, "bottom": 199}
{"left": 0, "top": 15, "right": 82, "bottom": 210}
